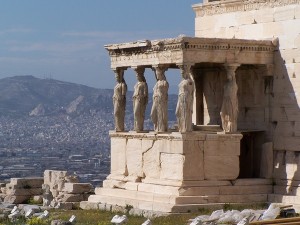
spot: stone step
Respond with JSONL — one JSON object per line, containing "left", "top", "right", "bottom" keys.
{"left": 87, "top": 192, "right": 269, "bottom": 213}
{"left": 92, "top": 188, "right": 269, "bottom": 205}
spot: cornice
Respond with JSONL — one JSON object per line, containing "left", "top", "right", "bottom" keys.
{"left": 104, "top": 37, "right": 276, "bottom": 57}
{"left": 193, "top": 0, "right": 300, "bottom": 17}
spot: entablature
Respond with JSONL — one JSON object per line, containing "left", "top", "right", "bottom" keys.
{"left": 104, "top": 36, "right": 277, "bottom": 69}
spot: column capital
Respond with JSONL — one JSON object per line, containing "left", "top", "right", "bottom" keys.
{"left": 265, "top": 64, "right": 274, "bottom": 76}
{"left": 132, "top": 66, "right": 145, "bottom": 75}
{"left": 224, "top": 63, "right": 241, "bottom": 71}
{"left": 152, "top": 65, "right": 168, "bottom": 81}
{"left": 224, "top": 63, "right": 240, "bottom": 80}
{"left": 152, "top": 64, "right": 168, "bottom": 71}
{"left": 112, "top": 67, "right": 127, "bottom": 74}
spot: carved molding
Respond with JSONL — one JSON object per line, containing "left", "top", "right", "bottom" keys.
{"left": 105, "top": 37, "right": 276, "bottom": 57}
{"left": 193, "top": 0, "right": 300, "bottom": 17}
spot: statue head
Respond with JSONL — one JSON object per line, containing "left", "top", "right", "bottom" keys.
{"left": 114, "top": 68, "right": 124, "bottom": 83}
{"left": 155, "top": 67, "right": 166, "bottom": 81}
{"left": 134, "top": 67, "right": 146, "bottom": 82}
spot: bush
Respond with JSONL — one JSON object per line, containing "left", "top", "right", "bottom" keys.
{"left": 26, "top": 217, "right": 49, "bottom": 225}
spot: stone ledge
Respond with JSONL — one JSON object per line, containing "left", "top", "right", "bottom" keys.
{"left": 193, "top": 0, "right": 300, "bottom": 17}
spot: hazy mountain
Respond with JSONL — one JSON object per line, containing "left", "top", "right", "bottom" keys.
{"left": 0, "top": 75, "right": 113, "bottom": 117}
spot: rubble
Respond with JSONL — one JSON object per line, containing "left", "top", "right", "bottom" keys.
{"left": 188, "top": 204, "right": 299, "bottom": 225}
{"left": 3, "top": 177, "right": 43, "bottom": 204}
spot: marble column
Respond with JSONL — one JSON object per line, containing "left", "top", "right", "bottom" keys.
{"left": 151, "top": 65, "right": 169, "bottom": 132}
{"left": 132, "top": 66, "right": 148, "bottom": 132}
{"left": 113, "top": 67, "right": 127, "bottom": 132}
{"left": 220, "top": 64, "right": 240, "bottom": 133}
{"left": 176, "top": 64, "right": 195, "bottom": 133}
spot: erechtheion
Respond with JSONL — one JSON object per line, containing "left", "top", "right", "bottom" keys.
{"left": 81, "top": 0, "right": 300, "bottom": 213}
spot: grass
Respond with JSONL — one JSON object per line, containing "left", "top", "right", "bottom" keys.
{"left": 0, "top": 203, "right": 268, "bottom": 225}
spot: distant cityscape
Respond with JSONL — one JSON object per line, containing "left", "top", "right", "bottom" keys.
{"left": 0, "top": 76, "right": 177, "bottom": 186}
{"left": 0, "top": 112, "right": 113, "bottom": 187}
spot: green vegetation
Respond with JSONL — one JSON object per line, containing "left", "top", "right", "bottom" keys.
{"left": 0, "top": 203, "right": 268, "bottom": 225}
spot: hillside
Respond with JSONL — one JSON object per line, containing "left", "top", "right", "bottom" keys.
{"left": 0, "top": 75, "right": 177, "bottom": 183}
{"left": 0, "top": 75, "right": 113, "bottom": 117}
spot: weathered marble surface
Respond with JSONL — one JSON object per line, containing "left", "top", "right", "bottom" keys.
{"left": 133, "top": 67, "right": 148, "bottom": 132}
{"left": 113, "top": 68, "right": 127, "bottom": 132}
{"left": 176, "top": 65, "right": 194, "bottom": 133}
{"left": 151, "top": 66, "right": 169, "bottom": 132}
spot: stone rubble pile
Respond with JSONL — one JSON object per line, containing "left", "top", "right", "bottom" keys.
{"left": 188, "top": 203, "right": 297, "bottom": 225}
{"left": 43, "top": 170, "right": 94, "bottom": 209}
{"left": 0, "top": 170, "right": 94, "bottom": 209}
{"left": 0, "top": 203, "right": 76, "bottom": 225}
{"left": 2, "top": 177, "right": 44, "bottom": 204}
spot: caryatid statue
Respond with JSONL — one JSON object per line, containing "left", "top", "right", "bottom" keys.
{"left": 133, "top": 67, "right": 148, "bottom": 132}
{"left": 176, "top": 64, "right": 195, "bottom": 133}
{"left": 113, "top": 68, "right": 127, "bottom": 132}
{"left": 220, "top": 64, "right": 240, "bottom": 133}
{"left": 151, "top": 65, "right": 169, "bottom": 132}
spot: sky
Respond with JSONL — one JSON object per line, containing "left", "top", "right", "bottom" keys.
{"left": 0, "top": 0, "right": 201, "bottom": 93}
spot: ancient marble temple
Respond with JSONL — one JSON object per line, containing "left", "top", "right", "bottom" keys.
{"left": 81, "top": 0, "right": 300, "bottom": 213}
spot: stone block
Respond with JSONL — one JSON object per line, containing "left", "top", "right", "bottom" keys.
{"left": 183, "top": 140, "right": 204, "bottom": 180}
{"left": 273, "top": 151, "right": 287, "bottom": 179}
{"left": 6, "top": 187, "right": 42, "bottom": 196}
{"left": 263, "top": 22, "right": 284, "bottom": 38}
{"left": 102, "top": 179, "right": 126, "bottom": 189}
{"left": 238, "top": 23, "right": 264, "bottom": 40}
{"left": 296, "top": 5, "right": 300, "bottom": 19}
{"left": 204, "top": 155, "right": 239, "bottom": 180}
{"left": 284, "top": 137, "right": 300, "bottom": 151}
{"left": 63, "top": 183, "right": 93, "bottom": 194}
{"left": 80, "top": 201, "right": 99, "bottom": 210}
{"left": 55, "top": 202, "right": 73, "bottom": 210}
{"left": 214, "top": 12, "right": 238, "bottom": 28}
{"left": 137, "top": 183, "right": 180, "bottom": 195}
{"left": 232, "top": 179, "right": 273, "bottom": 186}
{"left": 260, "top": 142, "right": 274, "bottom": 179}
{"left": 44, "top": 170, "right": 67, "bottom": 187}
{"left": 126, "top": 139, "right": 143, "bottom": 178}
{"left": 219, "top": 185, "right": 272, "bottom": 195}
{"left": 274, "top": 5, "right": 296, "bottom": 22}
{"left": 110, "top": 138, "right": 127, "bottom": 175}
{"left": 124, "top": 182, "right": 139, "bottom": 191}
{"left": 280, "top": 49, "right": 298, "bottom": 64}
{"left": 160, "top": 153, "right": 184, "bottom": 181}
{"left": 178, "top": 186, "right": 220, "bottom": 196}
{"left": 4, "top": 195, "right": 29, "bottom": 204}
{"left": 143, "top": 140, "right": 161, "bottom": 179}
{"left": 33, "top": 195, "right": 43, "bottom": 204}
{"left": 61, "top": 194, "right": 84, "bottom": 202}
{"left": 175, "top": 195, "right": 219, "bottom": 204}
{"left": 236, "top": 11, "right": 255, "bottom": 25}
{"left": 9, "top": 178, "right": 44, "bottom": 188}
{"left": 253, "top": 7, "right": 274, "bottom": 23}
{"left": 204, "top": 140, "right": 240, "bottom": 156}
{"left": 219, "top": 194, "right": 268, "bottom": 203}
{"left": 278, "top": 35, "right": 297, "bottom": 50}
{"left": 195, "top": 15, "right": 216, "bottom": 31}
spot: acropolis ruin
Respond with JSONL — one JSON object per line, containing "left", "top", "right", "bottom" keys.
{"left": 81, "top": 0, "right": 300, "bottom": 213}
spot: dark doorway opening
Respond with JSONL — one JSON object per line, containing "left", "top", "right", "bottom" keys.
{"left": 239, "top": 131, "right": 265, "bottom": 178}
